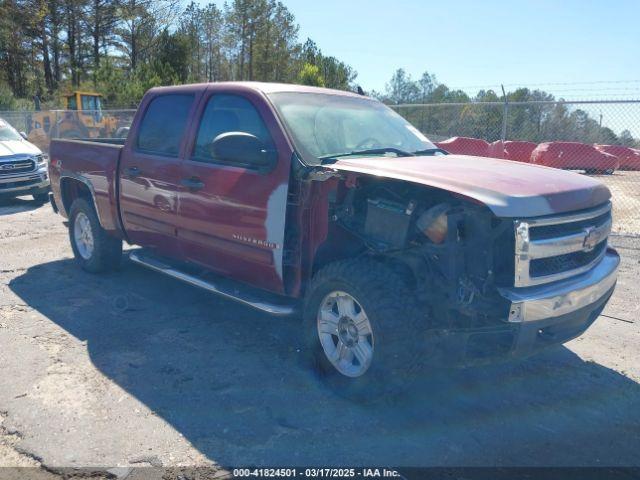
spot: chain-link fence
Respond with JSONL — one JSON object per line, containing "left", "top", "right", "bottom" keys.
{"left": 391, "top": 100, "right": 640, "bottom": 236}
{"left": 1, "top": 102, "right": 639, "bottom": 235}
{"left": 0, "top": 109, "right": 136, "bottom": 154}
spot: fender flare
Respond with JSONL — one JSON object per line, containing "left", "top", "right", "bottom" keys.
{"left": 59, "top": 172, "right": 105, "bottom": 226}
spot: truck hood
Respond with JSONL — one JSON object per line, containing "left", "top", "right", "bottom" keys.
{"left": 327, "top": 154, "right": 611, "bottom": 218}
{"left": 0, "top": 140, "right": 42, "bottom": 157}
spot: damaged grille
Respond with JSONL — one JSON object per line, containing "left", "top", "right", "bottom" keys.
{"left": 514, "top": 203, "right": 612, "bottom": 287}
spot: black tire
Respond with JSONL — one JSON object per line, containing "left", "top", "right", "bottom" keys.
{"left": 302, "top": 258, "right": 425, "bottom": 402}
{"left": 115, "top": 126, "right": 130, "bottom": 138}
{"left": 32, "top": 192, "right": 49, "bottom": 203}
{"left": 68, "top": 198, "right": 122, "bottom": 273}
{"left": 60, "top": 129, "right": 83, "bottom": 139}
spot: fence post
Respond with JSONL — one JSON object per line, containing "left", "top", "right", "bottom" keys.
{"left": 501, "top": 84, "right": 508, "bottom": 143}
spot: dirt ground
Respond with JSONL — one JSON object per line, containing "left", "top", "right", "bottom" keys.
{"left": 0, "top": 194, "right": 639, "bottom": 476}
{"left": 596, "top": 170, "right": 640, "bottom": 235}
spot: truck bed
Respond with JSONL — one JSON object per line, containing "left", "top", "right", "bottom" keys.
{"left": 49, "top": 138, "right": 124, "bottom": 234}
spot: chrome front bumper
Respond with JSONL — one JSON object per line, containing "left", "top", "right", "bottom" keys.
{"left": 0, "top": 167, "right": 50, "bottom": 195}
{"left": 499, "top": 248, "right": 619, "bottom": 323}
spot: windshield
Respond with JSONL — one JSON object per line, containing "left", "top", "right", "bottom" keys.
{"left": 268, "top": 92, "right": 436, "bottom": 165}
{"left": 0, "top": 119, "right": 23, "bottom": 141}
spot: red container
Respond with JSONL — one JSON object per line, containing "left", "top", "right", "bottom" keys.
{"left": 530, "top": 142, "right": 619, "bottom": 174}
{"left": 488, "top": 140, "right": 506, "bottom": 159}
{"left": 595, "top": 144, "right": 640, "bottom": 171}
{"left": 435, "top": 137, "right": 490, "bottom": 157}
{"left": 502, "top": 140, "right": 537, "bottom": 163}
{"left": 631, "top": 149, "right": 640, "bottom": 170}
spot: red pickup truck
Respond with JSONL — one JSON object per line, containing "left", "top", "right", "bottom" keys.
{"left": 48, "top": 82, "right": 619, "bottom": 398}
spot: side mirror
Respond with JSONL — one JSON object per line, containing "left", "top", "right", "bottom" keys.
{"left": 211, "top": 132, "right": 277, "bottom": 171}
{"left": 19, "top": 131, "right": 28, "bottom": 140}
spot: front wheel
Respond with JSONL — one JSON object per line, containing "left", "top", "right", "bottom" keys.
{"left": 68, "top": 198, "right": 122, "bottom": 273}
{"left": 302, "top": 259, "right": 424, "bottom": 401}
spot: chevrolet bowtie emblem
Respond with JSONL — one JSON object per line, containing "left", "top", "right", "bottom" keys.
{"left": 582, "top": 226, "right": 598, "bottom": 252}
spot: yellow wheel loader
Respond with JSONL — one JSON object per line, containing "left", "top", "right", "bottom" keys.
{"left": 27, "top": 92, "right": 129, "bottom": 151}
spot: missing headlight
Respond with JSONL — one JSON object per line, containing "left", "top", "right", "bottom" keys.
{"left": 416, "top": 203, "right": 451, "bottom": 244}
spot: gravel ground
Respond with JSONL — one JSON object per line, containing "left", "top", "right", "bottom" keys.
{"left": 596, "top": 170, "right": 640, "bottom": 235}
{"left": 0, "top": 196, "right": 639, "bottom": 476}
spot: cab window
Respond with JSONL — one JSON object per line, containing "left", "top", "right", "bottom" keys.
{"left": 136, "top": 94, "right": 194, "bottom": 157}
{"left": 192, "top": 94, "right": 274, "bottom": 168}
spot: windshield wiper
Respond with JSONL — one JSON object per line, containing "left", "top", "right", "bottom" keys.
{"left": 412, "top": 147, "right": 448, "bottom": 156}
{"left": 319, "top": 147, "right": 415, "bottom": 163}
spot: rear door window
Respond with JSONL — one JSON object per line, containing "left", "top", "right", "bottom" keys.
{"left": 137, "top": 94, "right": 194, "bottom": 157}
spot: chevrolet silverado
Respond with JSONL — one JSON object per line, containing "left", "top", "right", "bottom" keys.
{"left": 48, "top": 82, "right": 619, "bottom": 398}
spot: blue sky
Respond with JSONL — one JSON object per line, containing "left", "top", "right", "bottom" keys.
{"left": 200, "top": 0, "right": 640, "bottom": 99}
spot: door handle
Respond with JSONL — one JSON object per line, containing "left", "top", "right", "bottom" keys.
{"left": 125, "top": 166, "right": 141, "bottom": 177}
{"left": 181, "top": 177, "right": 204, "bottom": 191}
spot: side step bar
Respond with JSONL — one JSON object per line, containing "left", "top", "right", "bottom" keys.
{"left": 128, "top": 250, "right": 297, "bottom": 316}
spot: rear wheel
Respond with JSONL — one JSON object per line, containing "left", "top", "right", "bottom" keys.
{"left": 68, "top": 198, "right": 122, "bottom": 273}
{"left": 302, "top": 259, "right": 424, "bottom": 402}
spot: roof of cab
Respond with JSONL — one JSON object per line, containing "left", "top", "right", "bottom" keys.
{"left": 146, "top": 81, "right": 364, "bottom": 98}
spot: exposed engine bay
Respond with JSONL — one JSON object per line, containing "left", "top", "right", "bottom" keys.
{"left": 328, "top": 177, "right": 514, "bottom": 328}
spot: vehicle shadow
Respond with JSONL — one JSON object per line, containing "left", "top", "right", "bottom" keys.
{"left": 0, "top": 196, "right": 44, "bottom": 216}
{"left": 8, "top": 257, "right": 640, "bottom": 467}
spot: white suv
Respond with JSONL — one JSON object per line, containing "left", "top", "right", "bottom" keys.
{"left": 0, "top": 117, "right": 50, "bottom": 203}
